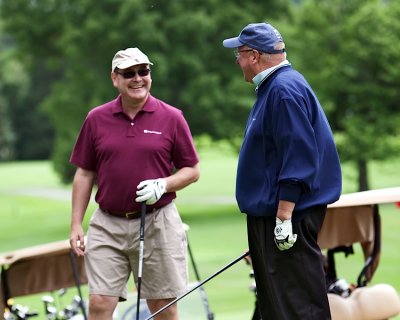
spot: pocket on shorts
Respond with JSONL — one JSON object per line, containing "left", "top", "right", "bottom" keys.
{"left": 151, "top": 204, "right": 186, "bottom": 251}
{"left": 87, "top": 209, "right": 109, "bottom": 248}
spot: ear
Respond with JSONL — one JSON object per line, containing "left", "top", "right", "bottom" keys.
{"left": 111, "top": 72, "right": 118, "bottom": 87}
{"left": 251, "top": 50, "right": 262, "bottom": 64}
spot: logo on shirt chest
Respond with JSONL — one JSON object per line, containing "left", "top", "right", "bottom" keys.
{"left": 143, "top": 129, "right": 162, "bottom": 135}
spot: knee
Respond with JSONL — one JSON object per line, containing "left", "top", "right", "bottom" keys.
{"left": 89, "top": 294, "right": 118, "bottom": 317}
{"left": 147, "top": 298, "right": 178, "bottom": 319}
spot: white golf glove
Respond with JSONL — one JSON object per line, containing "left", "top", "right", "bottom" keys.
{"left": 135, "top": 178, "right": 166, "bottom": 205}
{"left": 274, "top": 217, "right": 297, "bottom": 251}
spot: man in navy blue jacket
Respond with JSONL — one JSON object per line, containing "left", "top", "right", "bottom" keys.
{"left": 223, "top": 22, "right": 342, "bottom": 319}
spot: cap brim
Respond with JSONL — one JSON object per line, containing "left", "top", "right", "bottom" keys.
{"left": 117, "top": 61, "right": 153, "bottom": 69}
{"left": 222, "top": 37, "right": 243, "bottom": 48}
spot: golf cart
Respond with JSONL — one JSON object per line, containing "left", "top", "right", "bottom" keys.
{"left": 319, "top": 187, "right": 400, "bottom": 320}
{"left": 0, "top": 239, "right": 87, "bottom": 320}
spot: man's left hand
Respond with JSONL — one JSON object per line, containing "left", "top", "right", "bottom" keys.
{"left": 135, "top": 179, "right": 166, "bottom": 205}
{"left": 274, "top": 217, "right": 297, "bottom": 251}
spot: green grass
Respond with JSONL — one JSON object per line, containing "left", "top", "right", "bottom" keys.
{"left": 0, "top": 161, "right": 63, "bottom": 188}
{"left": 1, "top": 150, "right": 400, "bottom": 319}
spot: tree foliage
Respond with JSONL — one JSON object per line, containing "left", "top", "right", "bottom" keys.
{"left": 0, "top": 0, "right": 290, "bottom": 182}
{"left": 1, "top": 0, "right": 399, "bottom": 189}
{"left": 0, "top": 25, "right": 14, "bottom": 160}
{"left": 0, "top": 6, "right": 55, "bottom": 161}
{"left": 288, "top": 0, "right": 400, "bottom": 190}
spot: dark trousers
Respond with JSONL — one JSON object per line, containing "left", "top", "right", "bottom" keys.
{"left": 247, "top": 206, "right": 331, "bottom": 320}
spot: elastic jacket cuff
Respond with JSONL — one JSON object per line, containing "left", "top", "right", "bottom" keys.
{"left": 279, "top": 182, "right": 303, "bottom": 203}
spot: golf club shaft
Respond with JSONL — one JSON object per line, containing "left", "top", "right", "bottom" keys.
{"left": 69, "top": 250, "right": 88, "bottom": 320}
{"left": 144, "top": 251, "right": 250, "bottom": 320}
{"left": 187, "top": 234, "right": 214, "bottom": 320}
{"left": 136, "top": 202, "right": 147, "bottom": 320}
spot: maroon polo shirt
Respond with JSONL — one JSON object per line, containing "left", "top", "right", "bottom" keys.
{"left": 70, "top": 94, "right": 199, "bottom": 213}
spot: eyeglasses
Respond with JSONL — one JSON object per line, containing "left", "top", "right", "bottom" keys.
{"left": 115, "top": 69, "right": 151, "bottom": 79}
{"left": 233, "top": 48, "right": 263, "bottom": 58}
{"left": 234, "top": 48, "right": 253, "bottom": 58}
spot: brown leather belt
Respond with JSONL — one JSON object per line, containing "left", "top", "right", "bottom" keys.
{"left": 100, "top": 207, "right": 157, "bottom": 220}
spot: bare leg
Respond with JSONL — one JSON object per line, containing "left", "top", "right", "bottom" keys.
{"left": 147, "top": 298, "right": 178, "bottom": 320}
{"left": 88, "top": 294, "right": 119, "bottom": 320}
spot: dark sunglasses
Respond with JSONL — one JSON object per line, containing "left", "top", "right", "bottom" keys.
{"left": 115, "top": 69, "right": 151, "bottom": 79}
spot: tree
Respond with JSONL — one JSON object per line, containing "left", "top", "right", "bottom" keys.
{"left": 0, "top": 0, "right": 291, "bottom": 182}
{"left": 288, "top": 0, "right": 400, "bottom": 191}
{"left": 0, "top": 23, "right": 19, "bottom": 161}
{"left": 0, "top": 4, "right": 55, "bottom": 161}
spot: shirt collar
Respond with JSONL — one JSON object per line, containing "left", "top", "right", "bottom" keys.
{"left": 111, "top": 94, "right": 157, "bottom": 114}
{"left": 253, "top": 59, "right": 291, "bottom": 90}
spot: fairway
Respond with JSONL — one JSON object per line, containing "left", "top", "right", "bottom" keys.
{"left": 1, "top": 149, "right": 400, "bottom": 319}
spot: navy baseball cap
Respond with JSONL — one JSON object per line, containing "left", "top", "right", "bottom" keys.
{"left": 222, "top": 22, "right": 285, "bottom": 54}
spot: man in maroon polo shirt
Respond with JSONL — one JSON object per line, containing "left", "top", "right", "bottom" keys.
{"left": 69, "top": 47, "right": 200, "bottom": 320}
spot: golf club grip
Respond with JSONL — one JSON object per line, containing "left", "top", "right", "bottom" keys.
{"left": 144, "top": 251, "right": 250, "bottom": 320}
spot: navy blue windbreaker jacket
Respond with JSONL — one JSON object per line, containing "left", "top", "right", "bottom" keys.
{"left": 236, "top": 65, "right": 342, "bottom": 218}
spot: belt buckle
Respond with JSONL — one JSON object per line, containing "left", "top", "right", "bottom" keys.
{"left": 125, "top": 211, "right": 139, "bottom": 219}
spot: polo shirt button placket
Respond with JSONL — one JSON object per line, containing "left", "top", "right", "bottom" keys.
{"left": 127, "top": 121, "right": 136, "bottom": 137}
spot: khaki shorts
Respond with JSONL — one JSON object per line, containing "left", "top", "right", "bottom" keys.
{"left": 85, "top": 202, "right": 188, "bottom": 300}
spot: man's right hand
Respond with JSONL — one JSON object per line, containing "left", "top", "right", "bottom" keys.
{"left": 70, "top": 225, "right": 85, "bottom": 257}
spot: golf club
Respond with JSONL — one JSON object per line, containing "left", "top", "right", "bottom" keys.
{"left": 69, "top": 251, "right": 88, "bottom": 320}
{"left": 144, "top": 251, "right": 250, "bottom": 320}
{"left": 183, "top": 223, "right": 214, "bottom": 320}
{"left": 136, "top": 202, "right": 147, "bottom": 320}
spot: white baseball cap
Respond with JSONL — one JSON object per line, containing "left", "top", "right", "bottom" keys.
{"left": 111, "top": 47, "right": 153, "bottom": 71}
